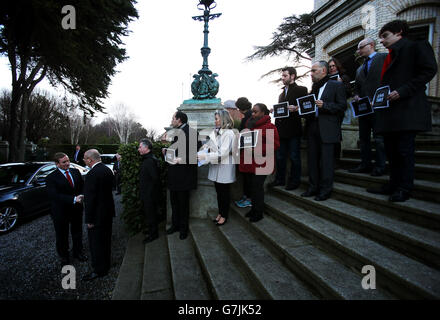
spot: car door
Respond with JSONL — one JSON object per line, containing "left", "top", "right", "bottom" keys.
{"left": 25, "top": 164, "right": 57, "bottom": 214}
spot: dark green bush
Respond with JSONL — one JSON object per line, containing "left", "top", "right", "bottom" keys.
{"left": 118, "top": 141, "right": 169, "bottom": 236}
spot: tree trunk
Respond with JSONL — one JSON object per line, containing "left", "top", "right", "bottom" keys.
{"left": 17, "top": 92, "right": 30, "bottom": 161}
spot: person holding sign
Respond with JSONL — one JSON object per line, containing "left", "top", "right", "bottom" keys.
{"left": 349, "top": 38, "right": 387, "bottom": 176}
{"left": 269, "top": 67, "right": 307, "bottom": 191}
{"left": 368, "top": 20, "right": 437, "bottom": 202}
{"left": 198, "top": 110, "right": 236, "bottom": 226}
{"left": 301, "top": 61, "right": 346, "bottom": 201}
{"left": 239, "top": 104, "right": 279, "bottom": 222}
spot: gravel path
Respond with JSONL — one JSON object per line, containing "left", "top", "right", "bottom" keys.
{"left": 0, "top": 193, "right": 128, "bottom": 300}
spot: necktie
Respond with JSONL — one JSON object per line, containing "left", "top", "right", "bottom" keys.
{"left": 380, "top": 49, "right": 393, "bottom": 81}
{"left": 284, "top": 87, "right": 288, "bottom": 98}
{"left": 363, "top": 57, "right": 370, "bottom": 76}
{"left": 65, "top": 170, "right": 74, "bottom": 188}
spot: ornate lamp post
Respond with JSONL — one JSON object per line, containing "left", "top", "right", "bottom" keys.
{"left": 191, "top": 0, "right": 222, "bottom": 100}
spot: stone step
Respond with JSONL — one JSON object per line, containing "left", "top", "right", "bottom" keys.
{"left": 324, "top": 179, "right": 440, "bottom": 230}
{"left": 112, "top": 233, "right": 145, "bottom": 300}
{"left": 141, "top": 228, "right": 173, "bottom": 300}
{"left": 339, "top": 157, "right": 440, "bottom": 182}
{"left": 415, "top": 138, "right": 440, "bottom": 151}
{"left": 167, "top": 229, "right": 212, "bottom": 300}
{"left": 230, "top": 205, "right": 392, "bottom": 299}
{"left": 271, "top": 186, "right": 440, "bottom": 269}
{"left": 208, "top": 211, "right": 318, "bottom": 300}
{"left": 334, "top": 169, "right": 440, "bottom": 204}
{"left": 190, "top": 219, "right": 262, "bottom": 300}
{"left": 342, "top": 149, "right": 440, "bottom": 166}
{"left": 263, "top": 194, "right": 440, "bottom": 299}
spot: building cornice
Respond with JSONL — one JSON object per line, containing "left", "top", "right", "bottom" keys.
{"left": 312, "top": 0, "right": 370, "bottom": 35}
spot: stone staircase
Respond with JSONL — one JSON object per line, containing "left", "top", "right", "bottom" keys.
{"left": 112, "top": 137, "right": 440, "bottom": 300}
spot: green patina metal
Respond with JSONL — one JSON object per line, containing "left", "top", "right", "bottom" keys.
{"left": 191, "top": 1, "right": 221, "bottom": 100}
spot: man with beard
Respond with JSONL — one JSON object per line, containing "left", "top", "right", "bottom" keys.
{"left": 269, "top": 67, "right": 308, "bottom": 190}
{"left": 301, "top": 61, "right": 347, "bottom": 201}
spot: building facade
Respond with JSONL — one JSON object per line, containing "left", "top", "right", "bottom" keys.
{"left": 311, "top": 0, "right": 439, "bottom": 134}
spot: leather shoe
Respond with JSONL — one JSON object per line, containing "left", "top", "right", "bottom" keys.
{"left": 370, "top": 168, "right": 385, "bottom": 177}
{"left": 366, "top": 185, "right": 394, "bottom": 195}
{"left": 73, "top": 253, "right": 88, "bottom": 262}
{"left": 314, "top": 193, "right": 331, "bottom": 201}
{"left": 249, "top": 215, "right": 263, "bottom": 223}
{"left": 389, "top": 190, "right": 410, "bottom": 202}
{"left": 301, "top": 190, "right": 318, "bottom": 197}
{"left": 268, "top": 180, "right": 284, "bottom": 187}
{"left": 285, "top": 183, "right": 300, "bottom": 191}
{"left": 82, "top": 272, "right": 106, "bottom": 281}
{"left": 143, "top": 234, "right": 159, "bottom": 244}
{"left": 348, "top": 165, "right": 372, "bottom": 174}
{"left": 179, "top": 233, "right": 188, "bottom": 240}
{"left": 166, "top": 226, "right": 179, "bottom": 235}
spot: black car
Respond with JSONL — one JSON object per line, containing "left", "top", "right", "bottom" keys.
{"left": 0, "top": 162, "right": 88, "bottom": 234}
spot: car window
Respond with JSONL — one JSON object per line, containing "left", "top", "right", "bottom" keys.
{"left": 101, "top": 156, "right": 115, "bottom": 165}
{"left": 0, "top": 164, "right": 42, "bottom": 185}
{"left": 33, "top": 165, "right": 57, "bottom": 181}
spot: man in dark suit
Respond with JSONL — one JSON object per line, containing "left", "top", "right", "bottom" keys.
{"left": 138, "top": 139, "right": 160, "bottom": 243}
{"left": 46, "top": 152, "right": 87, "bottom": 266}
{"left": 349, "top": 38, "right": 387, "bottom": 176}
{"left": 83, "top": 149, "right": 115, "bottom": 280}
{"left": 165, "top": 111, "right": 200, "bottom": 240}
{"left": 368, "top": 20, "right": 437, "bottom": 202}
{"left": 269, "top": 67, "right": 308, "bottom": 190}
{"left": 72, "top": 144, "right": 84, "bottom": 167}
{"left": 113, "top": 153, "right": 122, "bottom": 194}
{"left": 301, "top": 61, "right": 347, "bottom": 201}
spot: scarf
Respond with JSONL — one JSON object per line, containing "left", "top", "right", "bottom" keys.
{"left": 311, "top": 75, "right": 330, "bottom": 97}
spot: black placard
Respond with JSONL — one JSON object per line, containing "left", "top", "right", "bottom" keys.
{"left": 350, "top": 97, "right": 374, "bottom": 118}
{"left": 372, "top": 85, "right": 390, "bottom": 109}
{"left": 273, "top": 102, "right": 289, "bottom": 118}
{"left": 296, "top": 94, "right": 317, "bottom": 116}
{"left": 239, "top": 130, "right": 259, "bottom": 149}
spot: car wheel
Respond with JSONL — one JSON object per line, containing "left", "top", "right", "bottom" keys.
{"left": 0, "top": 205, "right": 19, "bottom": 234}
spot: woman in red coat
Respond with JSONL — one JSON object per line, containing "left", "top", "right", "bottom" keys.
{"left": 239, "top": 103, "right": 280, "bottom": 222}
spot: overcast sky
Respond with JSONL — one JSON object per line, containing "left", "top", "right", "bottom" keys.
{"left": 0, "top": 0, "right": 314, "bottom": 134}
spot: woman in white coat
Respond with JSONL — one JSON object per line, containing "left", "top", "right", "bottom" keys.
{"left": 198, "top": 109, "right": 236, "bottom": 226}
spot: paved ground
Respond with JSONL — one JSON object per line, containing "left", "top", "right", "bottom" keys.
{"left": 0, "top": 193, "right": 128, "bottom": 300}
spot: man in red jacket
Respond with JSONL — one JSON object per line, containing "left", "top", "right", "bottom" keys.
{"left": 239, "top": 103, "right": 280, "bottom": 222}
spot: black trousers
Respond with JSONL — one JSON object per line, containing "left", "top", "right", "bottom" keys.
{"left": 170, "top": 190, "right": 190, "bottom": 234}
{"left": 214, "top": 182, "right": 231, "bottom": 219}
{"left": 88, "top": 220, "right": 112, "bottom": 275}
{"left": 359, "top": 114, "right": 386, "bottom": 170}
{"left": 51, "top": 210, "right": 83, "bottom": 259}
{"left": 114, "top": 172, "right": 121, "bottom": 193}
{"left": 143, "top": 201, "right": 158, "bottom": 236}
{"left": 241, "top": 171, "right": 252, "bottom": 199}
{"left": 249, "top": 174, "right": 267, "bottom": 218}
{"left": 306, "top": 120, "right": 335, "bottom": 195}
{"left": 383, "top": 131, "right": 416, "bottom": 193}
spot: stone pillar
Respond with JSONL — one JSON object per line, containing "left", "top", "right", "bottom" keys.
{"left": 166, "top": 98, "right": 223, "bottom": 223}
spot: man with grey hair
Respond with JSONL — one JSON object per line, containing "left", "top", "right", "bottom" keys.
{"left": 349, "top": 37, "right": 387, "bottom": 176}
{"left": 301, "top": 61, "right": 346, "bottom": 201}
{"left": 83, "top": 149, "right": 115, "bottom": 281}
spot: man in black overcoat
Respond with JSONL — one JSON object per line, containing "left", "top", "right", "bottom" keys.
{"left": 46, "top": 152, "right": 87, "bottom": 266}
{"left": 138, "top": 139, "right": 160, "bottom": 243}
{"left": 165, "top": 111, "right": 200, "bottom": 240}
{"left": 83, "top": 149, "right": 115, "bottom": 280}
{"left": 368, "top": 20, "right": 438, "bottom": 202}
{"left": 301, "top": 61, "right": 347, "bottom": 201}
{"left": 72, "top": 144, "right": 84, "bottom": 167}
{"left": 269, "top": 67, "right": 308, "bottom": 190}
{"left": 350, "top": 38, "right": 387, "bottom": 176}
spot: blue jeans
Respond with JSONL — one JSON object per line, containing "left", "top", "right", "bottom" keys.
{"left": 275, "top": 137, "right": 301, "bottom": 185}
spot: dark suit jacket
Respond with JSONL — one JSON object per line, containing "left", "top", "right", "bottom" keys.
{"left": 73, "top": 149, "right": 84, "bottom": 167}
{"left": 46, "top": 168, "right": 84, "bottom": 220}
{"left": 276, "top": 82, "right": 308, "bottom": 138}
{"left": 167, "top": 123, "right": 200, "bottom": 191}
{"left": 355, "top": 52, "right": 387, "bottom": 100}
{"left": 375, "top": 38, "right": 437, "bottom": 134}
{"left": 84, "top": 162, "right": 115, "bottom": 226}
{"left": 305, "top": 80, "right": 347, "bottom": 143}
{"left": 139, "top": 152, "right": 160, "bottom": 211}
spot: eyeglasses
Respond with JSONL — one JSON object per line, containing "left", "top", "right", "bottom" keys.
{"left": 358, "top": 43, "right": 372, "bottom": 50}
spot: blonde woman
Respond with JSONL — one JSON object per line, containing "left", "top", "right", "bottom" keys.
{"left": 198, "top": 109, "right": 236, "bottom": 226}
